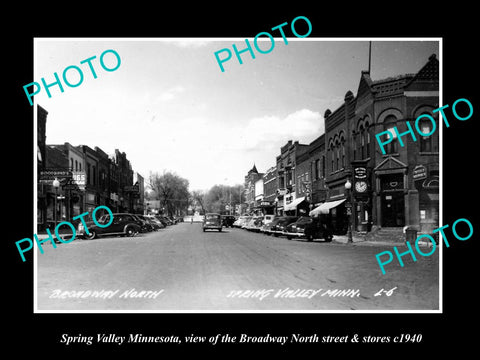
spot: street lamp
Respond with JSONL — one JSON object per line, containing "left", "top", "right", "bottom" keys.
{"left": 52, "top": 177, "right": 60, "bottom": 229}
{"left": 344, "top": 179, "right": 353, "bottom": 243}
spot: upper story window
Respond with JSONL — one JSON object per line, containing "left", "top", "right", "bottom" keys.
{"left": 383, "top": 115, "right": 398, "bottom": 155}
{"left": 418, "top": 115, "right": 439, "bottom": 153}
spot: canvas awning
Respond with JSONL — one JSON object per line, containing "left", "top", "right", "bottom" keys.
{"left": 309, "top": 199, "right": 346, "bottom": 216}
{"left": 284, "top": 196, "right": 306, "bottom": 211}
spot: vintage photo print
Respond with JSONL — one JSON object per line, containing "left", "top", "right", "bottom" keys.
{"left": 32, "top": 37, "right": 441, "bottom": 313}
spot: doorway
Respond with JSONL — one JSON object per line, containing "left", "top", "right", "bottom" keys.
{"left": 381, "top": 192, "right": 405, "bottom": 227}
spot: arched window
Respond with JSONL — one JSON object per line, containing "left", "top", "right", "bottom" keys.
{"left": 360, "top": 126, "right": 365, "bottom": 159}
{"left": 418, "top": 114, "right": 439, "bottom": 153}
{"left": 352, "top": 131, "right": 357, "bottom": 160}
{"left": 330, "top": 142, "right": 334, "bottom": 173}
{"left": 365, "top": 121, "right": 371, "bottom": 158}
{"left": 383, "top": 115, "right": 398, "bottom": 154}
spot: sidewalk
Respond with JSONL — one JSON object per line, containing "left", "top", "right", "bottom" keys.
{"left": 333, "top": 234, "right": 435, "bottom": 247}
{"left": 35, "top": 230, "right": 76, "bottom": 241}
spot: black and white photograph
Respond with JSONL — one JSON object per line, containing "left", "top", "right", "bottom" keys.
{"left": 33, "top": 38, "right": 440, "bottom": 312}
{"left": 7, "top": 6, "right": 479, "bottom": 354}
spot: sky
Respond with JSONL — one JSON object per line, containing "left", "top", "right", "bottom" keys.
{"left": 34, "top": 38, "right": 439, "bottom": 191}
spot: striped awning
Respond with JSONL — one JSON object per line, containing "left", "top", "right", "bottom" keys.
{"left": 309, "top": 199, "right": 346, "bottom": 216}
{"left": 284, "top": 197, "right": 306, "bottom": 211}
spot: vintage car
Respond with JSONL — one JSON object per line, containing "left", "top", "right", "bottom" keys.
{"left": 272, "top": 216, "right": 298, "bottom": 237}
{"left": 221, "top": 215, "right": 236, "bottom": 228}
{"left": 233, "top": 216, "right": 249, "bottom": 228}
{"left": 78, "top": 213, "right": 143, "bottom": 240}
{"left": 284, "top": 216, "right": 333, "bottom": 242}
{"left": 261, "top": 217, "right": 284, "bottom": 235}
{"left": 203, "top": 213, "right": 223, "bottom": 232}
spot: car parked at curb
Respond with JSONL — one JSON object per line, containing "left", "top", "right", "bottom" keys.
{"left": 135, "top": 215, "right": 156, "bottom": 232}
{"left": 240, "top": 216, "right": 253, "bottom": 229}
{"left": 246, "top": 216, "right": 264, "bottom": 232}
{"left": 272, "top": 216, "right": 298, "bottom": 237}
{"left": 233, "top": 216, "right": 249, "bottom": 228}
{"left": 261, "top": 217, "right": 283, "bottom": 235}
{"left": 155, "top": 216, "right": 171, "bottom": 227}
{"left": 78, "top": 213, "right": 143, "bottom": 239}
{"left": 284, "top": 216, "right": 333, "bottom": 242}
{"left": 222, "top": 215, "right": 236, "bottom": 228}
{"left": 143, "top": 216, "right": 165, "bottom": 231}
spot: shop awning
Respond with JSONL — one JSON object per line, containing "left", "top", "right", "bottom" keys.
{"left": 284, "top": 197, "right": 306, "bottom": 211}
{"left": 309, "top": 199, "right": 346, "bottom": 216}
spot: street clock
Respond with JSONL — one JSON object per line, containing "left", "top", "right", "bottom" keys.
{"left": 354, "top": 180, "right": 368, "bottom": 193}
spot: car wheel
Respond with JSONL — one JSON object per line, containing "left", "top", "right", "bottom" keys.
{"left": 287, "top": 236, "right": 292, "bottom": 240}
{"left": 307, "top": 235, "right": 313, "bottom": 242}
{"left": 125, "top": 226, "right": 136, "bottom": 237}
{"left": 203, "top": 228, "right": 206, "bottom": 232}
{"left": 324, "top": 234, "right": 332, "bottom": 242}
{"left": 85, "top": 230, "right": 96, "bottom": 240}
{"left": 219, "top": 228, "right": 222, "bottom": 232}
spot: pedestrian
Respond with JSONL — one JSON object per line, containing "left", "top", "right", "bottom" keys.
{"left": 191, "top": 216, "right": 193, "bottom": 224}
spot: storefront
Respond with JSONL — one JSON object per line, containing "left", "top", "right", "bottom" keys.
{"left": 284, "top": 196, "right": 310, "bottom": 216}
{"left": 414, "top": 165, "right": 439, "bottom": 234}
{"left": 309, "top": 198, "right": 348, "bottom": 234}
{"left": 257, "top": 200, "right": 275, "bottom": 215}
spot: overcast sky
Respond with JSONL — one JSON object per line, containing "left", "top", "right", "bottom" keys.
{"left": 35, "top": 38, "right": 439, "bottom": 191}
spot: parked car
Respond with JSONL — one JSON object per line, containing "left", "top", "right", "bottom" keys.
{"left": 233, "top": 216, "right": 249, "bottom": 228}
{"left": 273, "top": 216, "right": 298, "bottom": 237}
{"left": 284, "top": 216, "right": 333, "bottom": 242}
{"left": 284, "top": 216, "right": 312, "bottom": 239}
{"left": 78, "top": 213, "right": 143, "bottom": 239}
{"left": 145, "top": 216, "right": 165, "bottom": 230}
{"left": 304, "top": 216, "right": 333, "bottom": 242}
{"left": 203, "top": 213, "right": 223, "bottom": 232}
{"left": 263, "top": 214, "right": 276, "bottom": 226}
{"left": 261, "top": 217, "right": 283, "bottom": 235}
{"left": 135, "top": 215, "right": 155, "bottom": 232}
{"left": 249, "top": 216, "right": 264, "bottom": 232}
{"left": 156, "top": 216, "right": 172, "bottom": 226}
{"left": 240, "top": 216, "right": 253, "bottom": 229}
{"left": 244, "top": 217, "right": 259, "bottom": 231}
{"left": 176, "top": 216, "right": 184, "bottom": 223}
{"left": 222, "top": 215, "right": 236, "bottom": 228}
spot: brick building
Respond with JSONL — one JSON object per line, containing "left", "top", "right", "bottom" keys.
{"left": 244, "top": 164, "right": 263, "bottom": 214}
{"left": 36, "top": 106, "right": 142, "bottom": 230}
{"left": 318, "top": 54, "right": 439, "bottom": 235}
{"left": 241, "top": 53, "right": 439, "bottom": 238}
{"left": 276, "top": 140, "right": 310, "bottom": 215}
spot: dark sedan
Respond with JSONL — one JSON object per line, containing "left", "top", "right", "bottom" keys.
{"left": 285, "top": 216, "right": 333, "bottom": 242}
{"left": 77, "top": 213, "right": 143, "bottom": 239}
{"left": 272, "top": 216, "right": 298, "bottom": 237}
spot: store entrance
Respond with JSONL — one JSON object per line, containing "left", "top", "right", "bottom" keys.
{"left": 381, "top": 191, "right": 405, "bottom": 227}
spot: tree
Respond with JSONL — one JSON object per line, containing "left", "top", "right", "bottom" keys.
{"left": 148, "top": 171, "right": 190, "bottom": 217}
{"left": 190, "top": 190, "right": 206, "bottom": 215}
{"left": 204, "top": 184, "right": 244, "bottom": 214}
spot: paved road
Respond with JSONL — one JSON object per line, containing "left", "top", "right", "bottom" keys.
{"left": 36, "top": 222, "right": 439, "bottom": 311}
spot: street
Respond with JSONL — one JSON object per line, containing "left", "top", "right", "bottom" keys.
{"left": 36, "top": 222, "right": 439, "bottom": 311}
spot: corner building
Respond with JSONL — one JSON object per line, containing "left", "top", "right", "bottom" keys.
{"left": 323, "top": 54, "right": 439, "bottom": 236}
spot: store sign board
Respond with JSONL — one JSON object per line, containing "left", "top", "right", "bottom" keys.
{"left": 354, "top": 167, "right": 367, "bottom": 179}
{"left": 413, "top": 165, "right": 427, "bottom": 181}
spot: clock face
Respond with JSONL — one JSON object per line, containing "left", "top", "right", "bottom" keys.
{"left": 355, "top": 181, "right": 367, "bottom": 193}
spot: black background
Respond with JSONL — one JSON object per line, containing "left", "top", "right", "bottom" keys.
{"left": 6, "top": 4, "right": 478, "bottom": 355}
